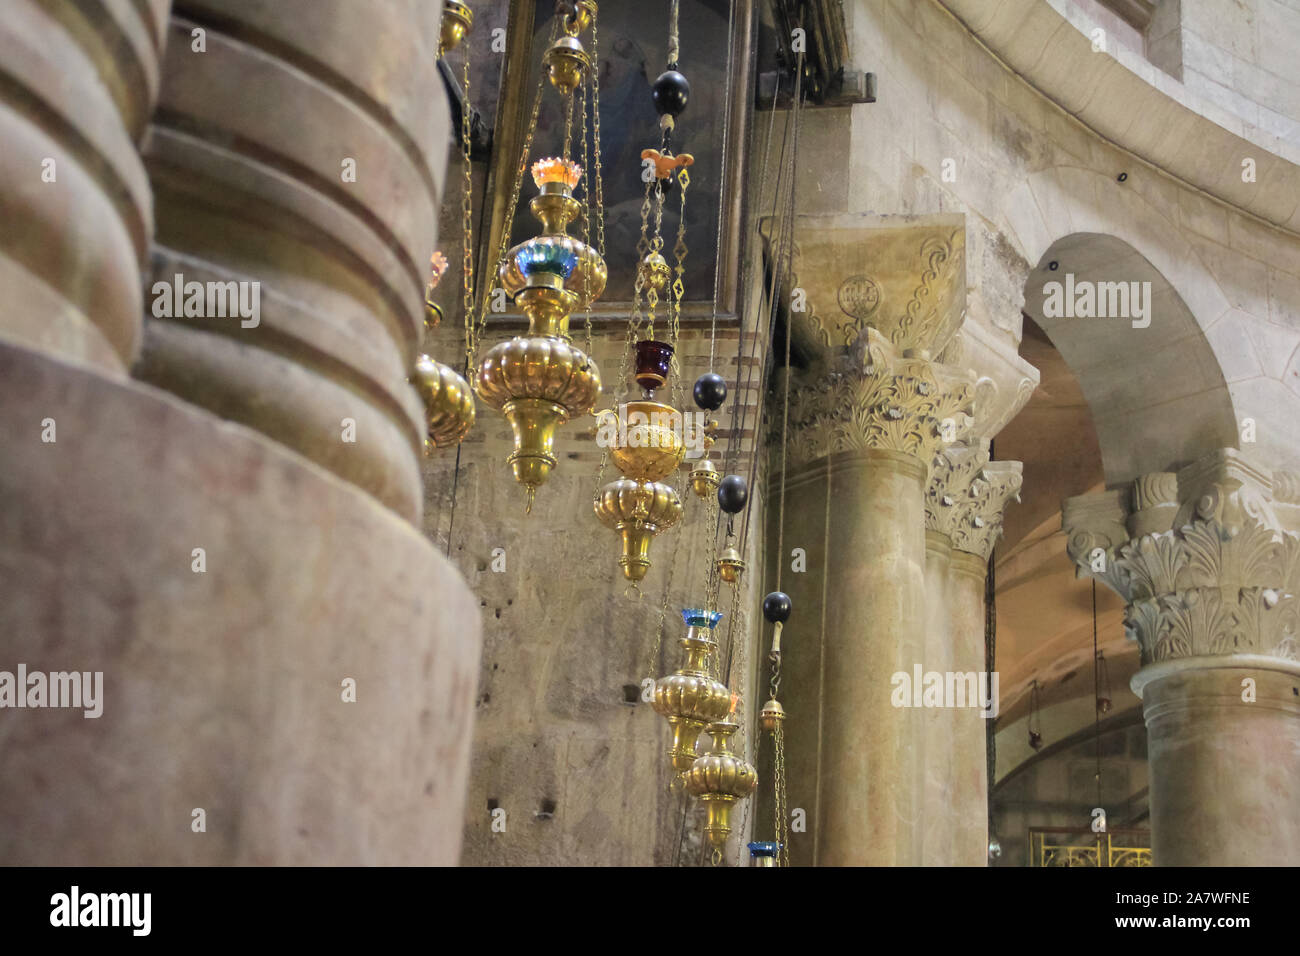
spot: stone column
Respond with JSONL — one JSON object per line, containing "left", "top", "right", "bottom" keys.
{"left": 920, "top": 441, "right": 987, "bottom": 863}
{"left": 0, "top": 1, "right": 480, "bottom": 865}
{"left": 137, "top": 0, "right": 443, "bottom": 522}
{"left": 784, "top": 331, "right": 974, "bottom": 866}
{"left": 1063, "top": 451, "right": 1300, "bottom": 866}
{"left": 923, "top": 444, "right": 1021, "bottom": 865}
{"left": 920, "top": 528, "right": 953, "bottom": 863}
{"left": 948, "top": 459, "right": 1021, "bottom": 865}
{"left": 0, "top": 0, "right": 168, "bottom": 371}
{"left": 767, "top": 214, "right": 1036, "bottom": 866}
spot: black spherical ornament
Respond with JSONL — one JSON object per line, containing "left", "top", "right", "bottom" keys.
{"left": 652, "top": 70, "right": 690, "bottom": 117}
{"left": 717, "top": 474, "right": 748, "bottom": 514}
{"left": 762, "top": 591, "right": 792, "bottom": 624}
{"left": 693, "top": 372, "right": 727, "bottom": 411}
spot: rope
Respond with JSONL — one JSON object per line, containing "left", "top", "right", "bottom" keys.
{"left": 667, "top": 0, "right": 680, "bottom": 68}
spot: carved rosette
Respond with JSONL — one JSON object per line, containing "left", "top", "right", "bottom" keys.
{"left": 1063, "top": 452, "right": 1300, "bottom": 668}
{"left": 951, "top": 460, "right": 1023, "bottom": 560}
{"left": 784, "top": 328, "right": 975, "bottom": 469}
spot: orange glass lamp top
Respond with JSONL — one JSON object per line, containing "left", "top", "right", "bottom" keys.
{"left": 531, "top": 157, "right": 583, "bottom": 190}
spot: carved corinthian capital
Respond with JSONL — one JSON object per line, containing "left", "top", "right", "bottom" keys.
{"left": 952, "top": 460, "right": 1023, "bottom": 560}
{"left": 783, "top": 328, "right": 975, "bottom": 470}
{"left": 1062, "top": 449, "right": 1300, "bottom": 668}
{"left": 926, "top": 441, "right": 990, "bottom": 539}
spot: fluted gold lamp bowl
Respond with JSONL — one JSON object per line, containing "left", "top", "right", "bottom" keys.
{"left": 603, "top": 400, "right": 686, "bottom": 482}
{"left": 476, "top": 334, "right": 600, "bottom": 491}
{"left": 685, "top": 718, "right": 758, "bottom": 851}
{"left": 593, "top": 477, "right": 683, "bottom": 582}
{"left": 652, "top": 609, "right": 732, "bottom": 772}
{"left": 413, "top": 354, "right": 475, "bottom": 450}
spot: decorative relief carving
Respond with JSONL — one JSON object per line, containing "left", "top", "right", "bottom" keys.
{"left": 782, "top": 328, "right": 975, "bottom": 469}
{"left": 1132, "top": 472, "right": 1178, "bottom": 510}
{"left": 837, "top": 274, "right": 881, "bottom": 322}
{"left": 1063, "top": 459, "right": 1300, "bottom": 668}
{"left": 787, "top": 224, "right": 965, "bottom": 354}
{"left": 925, "top": 442, "right": 989, "bottom": 539}
{"left": 897, "top": 231, "right": 962, "bottom": 353}
{"left": 952, "top": 460, "right": 1022, "bottom": 560}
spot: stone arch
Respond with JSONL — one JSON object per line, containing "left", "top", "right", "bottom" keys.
{"left": 1022, "top": 231, "right": 1238, "bottom": 484}
{"left": 1000, "top": 165, "right": 1240, "bottom": 484}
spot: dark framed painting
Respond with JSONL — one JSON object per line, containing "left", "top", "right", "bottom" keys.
{"left": 482, "top": 0, "right": 754, "bottom": 324}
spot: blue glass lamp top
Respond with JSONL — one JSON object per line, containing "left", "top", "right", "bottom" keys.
{"left": 681, "top": 608, "right": 723, "bottom": 629}
{"left": 515, "top": 241, "right": 577, "bottom": 280}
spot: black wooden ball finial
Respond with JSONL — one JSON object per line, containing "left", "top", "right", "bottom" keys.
{"left": 652, "top": 70, "right": 691, "bottom": 117}
{"left": 717, "top": 474, "right": 748, "bottom": 514}
{"left": 763, "top": 591, "right": 792, "bottom": 624}
{"left": 693, "top": 372, "right": 727, "bottom": 411}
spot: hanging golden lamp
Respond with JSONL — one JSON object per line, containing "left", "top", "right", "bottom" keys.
{"left": 652, "top": 608, "right": 732, "bottom": 772}
{"left": 472, "top": 0, "right": 606, "bottom": 511}
{"left": 685, "top": 414, "right": 720, "bottom": 499}
{"left": 412, "top": 354, "right": 475, "bottom": 451}
{"left": 414, "top": 248, "right": 474, "bottom": 451}
{"left": 593, "top": 341, "right": 685, "bottom": 581}
{"left": 474, "top": 157, "right": 604, "bottom": 508}
{"left": 684, "top": 718, "right": 758, "bottom": 856}
{"left": 439, "top": 1, "right": 473, "bottom": 57}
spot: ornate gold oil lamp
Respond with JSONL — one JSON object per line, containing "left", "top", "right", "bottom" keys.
{"left": 439, "top": 1, "right": 473, "bottom": 56}
{"left": 652, "top": 608, "right": 732, "bottom": 772}
{"left": 475, "top": 158, "right": 604, "bottom": 509}
{"left": 594, "top": 340, "right": 685, "bottom": 581}
{"left": 413, "top": 250, "right": 475, "bottom": 452}
{"left": 471, "top": 1, "right": 605, "bottom": 510}
{"left": 685, "top": 717, "right": 757, "bottom": 856}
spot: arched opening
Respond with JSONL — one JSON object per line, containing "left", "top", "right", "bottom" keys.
{"left": 1022, "top": 233, "right": 1238, "bottom": 485}
{"left": 988, "top": 232, "right": 1238, "bottom": 863}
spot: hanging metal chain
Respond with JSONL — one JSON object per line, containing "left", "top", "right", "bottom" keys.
{"left": 471, "top": 18, "right": 558, "bottom": 367}
{"left": 774, "top": 722, "right": 789, "bottom": 866}
{"left": 590, "top": 14, "right": 606, "bottom": 263}
{"left": 667, "top": 0, "right": 680, "bottom": 66}
{"left": 459, "top": 44, "right": 476, "bottom": 373}
{"left": 646, "top": 180, "right": 665, "bottom": 339}
{"left": 645, "top": 469, "right": 690, "bottom": 682}
{"left": 669, "top": 166, "right": 689, "bottom": 412}
{"left": 562, "top": 90, "right": 575, "bottom": 161}
{"left": 578, "top": 69, "right": 594, "bottom": 363}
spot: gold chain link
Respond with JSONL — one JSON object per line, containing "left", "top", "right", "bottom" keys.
{"left": 471, "top": 18, "right": 558, "bottom": 367}
{"left": 775, "top": 721, "right": 789, "bottom": 867}
{"left": 460, "top": 46, "right": 476, "bottom": 372}
{"left": 669, "top": 167, "right": 688, "bottom": 411}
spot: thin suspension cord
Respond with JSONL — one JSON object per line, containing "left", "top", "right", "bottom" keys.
{"left": 1092, "top": 578, "right": 1102, "bottom": 812}
{"left": 739, "top": 51, "right": 804, "bottom": 551}
{"left": 709, "top": 0, "right": 736, "bottom": 371}
{"left": 722, "top": 72, "right": 785, "bottom": 479}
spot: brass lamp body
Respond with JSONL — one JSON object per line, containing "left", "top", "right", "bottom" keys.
{"left": 652, "top": 629, "right": 731, "bottom": 772}
{"left": 474, "top": 162, "right": 604, "bottom": 500}
{"left": 685, "top": 719, "right": 758, "bottom": 850}
{"left": 412, "top": 354, "right": 476, "bottom": 450}
{"left": 439, "top": 1, "right": 473, "bottom": 55}
{"left": 594, "top": 478, "right": 683, "bottom": 581}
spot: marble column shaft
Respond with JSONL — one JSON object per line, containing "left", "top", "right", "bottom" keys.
{"left": 925, "top": 444, "right": 1022, "bottom": 865}
{"left": 1064, "top": 452, "right": 1300, "bottom": 866}
{"left": 780, "top": 329, "right": 974, "bottom": 865}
